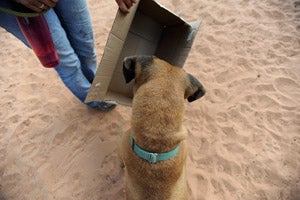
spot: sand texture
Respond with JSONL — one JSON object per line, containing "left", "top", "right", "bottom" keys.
{"left": 0, "top": 0, "right": 299, "bottom": 199}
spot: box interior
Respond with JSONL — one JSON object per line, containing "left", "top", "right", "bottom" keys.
{"left": 107, "top": 1, "right": 195, "bottom": 101}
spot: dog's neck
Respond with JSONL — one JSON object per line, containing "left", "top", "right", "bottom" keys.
{"left": 131, "top": 79, "right": 187, "bottom": 152}
{"left": 129, "top": 135, "right": 181, "bottom": 164}
{"left": 131, "top": 114, "right": 187, "bottom": 153}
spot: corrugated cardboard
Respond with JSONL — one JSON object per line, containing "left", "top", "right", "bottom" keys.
{"left": 85, "top": 0, "right": 201, "bottom": 106}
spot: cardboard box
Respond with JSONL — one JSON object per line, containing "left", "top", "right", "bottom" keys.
{"left": 85, "top": 0, "right": 201, "bottom": 106}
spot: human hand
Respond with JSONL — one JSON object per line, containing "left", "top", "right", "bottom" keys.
{"left": 13, "top": 0, "right": 58, "bottom": 12}
{"left": 115, "top": 0, "right": 136, "bottom": 13}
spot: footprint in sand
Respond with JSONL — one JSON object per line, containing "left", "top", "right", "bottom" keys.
{"left": 294, "top": 0, "right": 300, "bottom": 31}
{"left": 274, "top": 77, "right": 300, "bottom": 95}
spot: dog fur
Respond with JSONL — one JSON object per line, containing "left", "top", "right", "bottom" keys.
{"left": 119, "top": 55, "right": 205, "bottom": 200}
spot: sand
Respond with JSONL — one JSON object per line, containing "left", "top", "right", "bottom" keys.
{"left": 0, "top": 0, "right": 299, "bottom": 199}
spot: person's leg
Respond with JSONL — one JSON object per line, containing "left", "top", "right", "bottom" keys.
{"left": 51, "top": 0, "right": 116, "bottom": 110}
{"left": 53, "top": 0, "right": 97, "bottom": 83}
{"left": 42, "top": 10, "right": 95, "bottom": 103}
{"left": 44, "top": 10, "right": 115, "bottom": 110}
{"left": 0, "top": 11, "right": 92, "bottom": 104}
{"left": 0, "top": 11, "right": 115, "bottom": 110}
{"left": 0, "top": 11, "right": 91, "bottom": 103}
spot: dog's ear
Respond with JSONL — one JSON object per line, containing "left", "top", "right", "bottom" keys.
{"left": 123, "top": 56, "right": 137, "bottom": 83}
{"left": 185, "top": 73, "right": 205, "bottom": 102}
{"left": 123, "top": 56, "right": 154, "bottom": 83}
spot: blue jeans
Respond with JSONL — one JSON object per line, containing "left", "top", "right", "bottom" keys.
{"left": 0, "top": 0, "right": 100, "bottom": 107}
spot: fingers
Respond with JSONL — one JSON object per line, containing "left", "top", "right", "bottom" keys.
{"left": 17, "top": 0, "right": 42, "bottom": 12}
{"left": 116, "top": 0, "right": 136, "bottom": 13}
{"left": 117, "top": 1, "right": 129, "bottom": 13}
{"left": 17, "top": 0, "right": 58, "bottom": 12}
{"left": 42, "top": 0, "right": 57, "bottom": 8}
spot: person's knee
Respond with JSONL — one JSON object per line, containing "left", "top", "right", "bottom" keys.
{"left": 54, "top": 63, "right": 81, "bottom": 80}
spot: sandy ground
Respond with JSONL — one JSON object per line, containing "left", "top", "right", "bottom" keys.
{"left": 0, "top": 0, "right": 300, "bottom": 199}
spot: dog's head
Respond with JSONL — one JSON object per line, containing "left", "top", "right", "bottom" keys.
{"left": 123, "top": 55, "right": 205, "bottom": 102}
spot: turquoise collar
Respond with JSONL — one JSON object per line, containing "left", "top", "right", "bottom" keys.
{"left": 130, "top": 135, "right": 180, "bottom": 164}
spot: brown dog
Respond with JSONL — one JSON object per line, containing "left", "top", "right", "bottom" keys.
{"left": 119, "top": 56, "right": 205, "bottom": 200}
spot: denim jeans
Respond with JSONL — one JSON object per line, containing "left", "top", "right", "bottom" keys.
{"left": 0, "top": 0, "right": 101, "bottom": 107}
